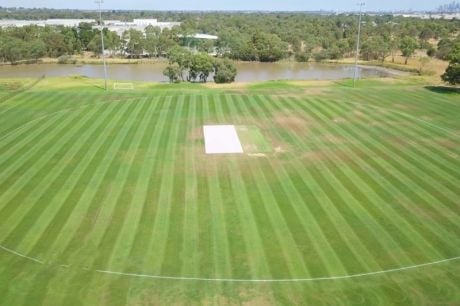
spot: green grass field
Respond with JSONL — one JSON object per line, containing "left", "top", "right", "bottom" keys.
{"left": 0, "top": 77, "right": 459, "bottom": 305}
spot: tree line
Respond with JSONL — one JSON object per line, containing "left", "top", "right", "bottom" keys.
{"left": 0, "top": 10, "right": 459, "bottom": 83}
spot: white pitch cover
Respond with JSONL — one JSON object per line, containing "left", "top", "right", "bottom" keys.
{"left": 203, "top": 125, "right": 244, "bottom": 154}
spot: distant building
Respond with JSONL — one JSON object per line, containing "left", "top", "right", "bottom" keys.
{"left": 0, "top": 18, "right": 181, "bottom": 34}
{"left": 393, "top": 12, "right": 460, "bottom": 19}
{"left": 0, "top": 19, "right": 96, "bottom": 28}
{"left": 179, "top": 34, "right": 219, "bottom": 40}
{"left": 99, "top": 19, "right": 181, "bottom": 37}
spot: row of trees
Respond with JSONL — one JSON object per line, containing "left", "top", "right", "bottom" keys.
{"left": 163, "top": 46, "right": 237, "bottom": 83}
{"left": 1, "top": 10, "right": 459, "bottom": 83}
{"left": 0, "top": 23, "right": 122, "bottom": 63}
{"left": 1, "top": 13, "right": 459, "bottom": 64}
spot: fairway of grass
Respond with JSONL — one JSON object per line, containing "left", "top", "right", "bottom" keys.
{"left": 0, "top": 77, "right": 459, "bottom": 305}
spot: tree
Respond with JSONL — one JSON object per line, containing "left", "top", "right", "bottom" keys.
{"left": 189, "top": 53, "right": 214, "bottom": 82}
{"left": 78, "top": 22, "right": 96, "bottom": 50}
{"left": 400, "top": 37, "right": 418, "bottom": 64}
{"left": 87, "top": 30, "right": 120, "bottom": 56}
{"left": 61, "top": 27, "right": 80, "bottom": 55}
{"left": 167, "top": 46, "right": 192, "bottom": 81}
{"left": 361, "top": 37, "right": 390, "bottom": 62}
{"left": 389, "top": 36, "right": 400, "bottom": 63}
{"left": 87, "top": 33, "right": 103, "bottom": 54}
{"left": 158, "top": 28, "right": 179, "bottom": 56}
{"left": 122, "top": 29, "right": 145, "bottom": 58}
{"left": 252, "top": 32, "right": 287, "bottom": 62}
{"left": 213, "top": 58, "right": 237, "bottom": 83}
{"left": 441, "top": 42, "right": 460, "bottom": 85}
{"left": 144, "top": 25, "right": 161, "bottom": 57}
{"left": 42, "top": 30, "right": 69, "bottom": 57}
{"left": 0, "top": 37, "right": 25, "bottom": 63}
{"left": 436, "top": 38, "right": 459, "bottom": 60}
{"left": 163, "top": 63, "right": 182, "bottom": 83}
{"left": 27, "top": 39, "right": 46, "bottom": 60}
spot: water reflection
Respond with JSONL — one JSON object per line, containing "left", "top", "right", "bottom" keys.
{"left": 0, "top": 62, "right": 393, "bottom": 82}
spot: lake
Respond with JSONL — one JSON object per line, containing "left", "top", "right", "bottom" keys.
{"left": 0, "top": 61, "right": 398, "bottom": 82}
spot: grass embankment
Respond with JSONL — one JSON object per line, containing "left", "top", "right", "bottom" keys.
{"left": 327, "top": 51, "right": 449, "bottom": 83}
{"left": 0, "top": 77, "right": 459, "bottom": 305}
{"left": 40, "top": 53, "right": 168, "bottom": 65}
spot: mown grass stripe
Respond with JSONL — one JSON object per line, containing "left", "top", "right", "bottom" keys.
{"left": 228, "top": 95, "right": 324, "bottom": 274}
{"left": 0, "top": 92, "right": 99, "bottom": 167}
{"left": 80, "top": 97, "right": 151, "bottom": 266}
{"left": 306, "top": 97, "right": 460, "bottom": 255}
{"left": 337, "top": 88, "right": 460, "bottom": 180}
{"left": 209, "top": 94, "right": 242, "bottom": 278}
{"left": 143, "top": 96, "right": 184, "bottom": 274}
{"left": 55, "top": 98, "right": 142, "bottom": 263}
{"left": 345, "top": 102, "right": 460, "bottom": 223}
{"left": 123, "top": 96, "right": 170, "bottom": 271}
{"left": 241, "top": 94, "right": 350, "bottom": 277}
{"left": 195, "top": 95, "right": 231, "bottom": 279}
{"left": 0, "top": 91, "right": 59, "bottom": 135}
{"left": 107, "top": 97, "right": 163, "bottom": 271}
{"left": 316, "top": 91, "right": 456, "bottom": 200}
{"left": 159, "top": 95, "right": 189, "bottom": 277}
{"left": 0, "top": 101, "right": 104, "bottom": 222}
{"left": 179, "top": 95, "right": 201, "bottom": 278}
{"left": 0, "top": 91, "right": 77, "bottom": 163}
{"left": 343, "top": 90, "right": 460, "bottom": 172}
{"left": 258, "top": 94, "right": 390, "bottom": 273}
{"left": 54, "top": 97, "right": 149, "bottom": 303}
{"left": 325, "top": 96, "right": 460, "bottom": 229}
{"left": 0, "top": 90, "right": 90, "bottom": 143}
{"left": 90, "top": 97, "right": 160, "bottom": 271}
{"left": 195, "top": 94, "right": 213, "bottom": 280}
{"left": 92, "top": 96, "right": 162, "bottom": 304}
{"left": 229, "top": 95, "right": 312, "bottom": 279}
{"left": 253, "top": 97, "right": 386, "bottom": 272}
{"left": 1, "top": 101, "right": 118, "bottom": 254}
{"left": 285, "top": 95, "right": 442, "bottom": 263}
{"left": 0, "top": 98, "right": 133, "bottom": 252}
{"left": 221, "top": 94, "right": 273, "bottom": 279}
{"left": 213, "top": 95, "right": 274, "bottom": 279}
{"left": 36, "top": 100, "right": 136, "bottom": 262}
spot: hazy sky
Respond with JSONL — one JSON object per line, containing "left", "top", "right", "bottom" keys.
{"left": 2, "top": 0, "right": 445, "bottom": 11}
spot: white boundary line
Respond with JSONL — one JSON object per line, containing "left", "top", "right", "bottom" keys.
{"left": 95, "top": 256, "right": 460, "bottom": 282}
{"left": 1, "top": 243, "right": 458, "bottom": 282}
{"left": 0, "top": 245, "right": 44, "bottom": 264}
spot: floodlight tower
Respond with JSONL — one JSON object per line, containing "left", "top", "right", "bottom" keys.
{"left": 353, "top": 2, "right": 365, "bottom": 88}
{"left": 96, "top": 0, "right": 108, "bottom": 91}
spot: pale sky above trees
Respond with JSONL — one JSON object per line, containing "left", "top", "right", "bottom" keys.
{"left": 2, "top": 0, "right": 446, "bottom": 12}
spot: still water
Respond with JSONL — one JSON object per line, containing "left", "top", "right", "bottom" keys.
{"left": 0, "top": 61, "right": 395, "bottom": 82}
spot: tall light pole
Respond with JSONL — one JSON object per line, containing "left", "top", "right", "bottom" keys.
{"left": 96, "top": 0, "right": 108, "bottom": 91}
{"left": 353, "top": 2, "right": 365, "bottom": 88}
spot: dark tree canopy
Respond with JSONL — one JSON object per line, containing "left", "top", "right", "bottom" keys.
{"left": 442, "top": 43, "right": 460, "bottom": 85}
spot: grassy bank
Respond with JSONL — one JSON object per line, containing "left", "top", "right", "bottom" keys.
{"left": 326, "top": 52, "right": 449, "bottom": 83}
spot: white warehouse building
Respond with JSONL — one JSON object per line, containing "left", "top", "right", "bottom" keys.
{"left": 0, "top": 18, "right": 181, "bottom": 34}
{"left": 0, "top": 19, "right": 96, "bottom": 28}
{"left": 96, "top": 19, "right": 181, "bottom": 37}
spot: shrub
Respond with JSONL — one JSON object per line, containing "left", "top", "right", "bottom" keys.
{"left": 213, "top": 58, "right": 237, "bottom": 83}
{"left": 57, "top": 55, "right": 76, "bottom": 64}
{"left": 295, "top": 52, "right": 311, "bottom": 62}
